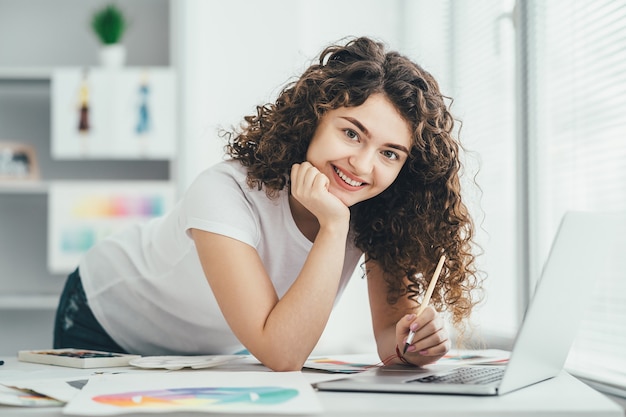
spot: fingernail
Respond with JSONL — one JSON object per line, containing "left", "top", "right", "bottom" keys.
{"left": 407, "top": 345, "right": 417, "bottom": 353}
{"left": 406, "top": 314, "right": 416, "bottom": 321}
{"left": 410, "top": 322, "right": 418, "bottom": 332}
{"left": 419, "top": 350, "right": 428, "bottom": 355}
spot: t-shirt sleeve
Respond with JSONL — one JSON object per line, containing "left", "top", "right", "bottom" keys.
{"left": 181, "top": 164, "right": 260, "bottom": 248}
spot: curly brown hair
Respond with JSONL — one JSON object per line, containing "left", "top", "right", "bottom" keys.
{"left": 224, "top": 37, "right": 482, "bottom": 330}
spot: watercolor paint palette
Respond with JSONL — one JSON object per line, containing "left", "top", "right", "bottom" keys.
{"left": 18, "top": 349, "right": 140, "bottom": 369}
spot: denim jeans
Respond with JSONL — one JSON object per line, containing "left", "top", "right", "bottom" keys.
{"left": 53, "top": 268, "right": 128, "bottom": 354}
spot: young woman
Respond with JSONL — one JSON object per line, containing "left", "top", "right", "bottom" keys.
{"left": 54, "top": 36, "right": 481, "bottom": 371}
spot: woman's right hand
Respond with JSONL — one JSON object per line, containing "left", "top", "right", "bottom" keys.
{"left": 290, "top": 162, "right": 350, "bottom": 228}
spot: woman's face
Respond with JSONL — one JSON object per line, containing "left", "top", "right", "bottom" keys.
{"left": 306, "top": 93, "right": 412, "bottom": 207}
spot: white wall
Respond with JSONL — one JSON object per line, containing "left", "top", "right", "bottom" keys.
{"left": 174, "top": 0, "right": 405, "bottom": 190}
{"left": 0, "top": 0, "right": 170, "bottom": 66}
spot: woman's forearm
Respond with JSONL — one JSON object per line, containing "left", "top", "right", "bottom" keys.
{"left": 251, "top": 224, "right": 349, "bottom": 371}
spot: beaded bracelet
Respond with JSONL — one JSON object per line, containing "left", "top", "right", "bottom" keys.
{"left": 395, "top": 344, "right": 412, "bottom": 365}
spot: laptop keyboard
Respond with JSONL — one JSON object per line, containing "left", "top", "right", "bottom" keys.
{"left": 409, "top": 366, "right": 505, "bottom": 385}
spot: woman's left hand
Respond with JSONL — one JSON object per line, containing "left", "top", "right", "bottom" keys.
{"left": 290, "top": 162, "right": 350, "bottom": 228}
{"left": 396, "top": 306, "right": 451, "bottom": 366}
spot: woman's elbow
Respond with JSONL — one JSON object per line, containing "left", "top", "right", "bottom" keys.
{"left": 261, "top": 355, "right": 306, "bottom": 372}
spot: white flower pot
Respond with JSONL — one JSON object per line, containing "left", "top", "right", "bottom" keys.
{"left": 99, "top": 44, "right": 126, "bottom": 67}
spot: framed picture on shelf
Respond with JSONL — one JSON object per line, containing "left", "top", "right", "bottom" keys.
{"left": 47, "top": 181, "right": 176, "bottom": 274}
{"left": 51, "top": 67, "right": 177, "bottom": 160}
{"left": 0, "top": 141, "right": 40, "bottom": 181}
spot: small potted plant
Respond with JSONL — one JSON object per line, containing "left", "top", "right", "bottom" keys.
{"left": 91, "top": 4, "right": 128, "bottom": 67}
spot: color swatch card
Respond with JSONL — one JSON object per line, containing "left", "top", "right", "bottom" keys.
{"left": 47, "top": 181, "right": 175, "bottom": 274}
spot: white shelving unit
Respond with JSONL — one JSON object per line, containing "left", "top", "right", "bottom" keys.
{"left": 0, "top": 70, "right": 175, "bottom": 310}
{"left": 0, "top": 0, "right": 173, "bottom": 355}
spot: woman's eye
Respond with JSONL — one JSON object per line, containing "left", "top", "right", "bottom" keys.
{"left": 344, "top": 129, "right": 359, "bottom": 141}
{"left": 382, "top": 150, "right": 399, "bottom": 160}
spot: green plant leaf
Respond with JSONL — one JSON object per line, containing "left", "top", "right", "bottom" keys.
{"left": 91, "top": 4, "right": 126, "bottom": 45}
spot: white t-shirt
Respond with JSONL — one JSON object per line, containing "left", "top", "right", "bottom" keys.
{"left": 80, "top": 160, "right": 363, "bottom": 355}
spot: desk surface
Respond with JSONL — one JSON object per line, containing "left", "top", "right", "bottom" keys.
{"left": 0, "top": 356, "right": 623, "bottom": 417}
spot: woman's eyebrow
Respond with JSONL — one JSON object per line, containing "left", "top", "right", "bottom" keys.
{"left": 342, "top": 116, "right": 371, "bottom": 138}
{"left": 341, "top": 116, "right": 409, "bottom": 154}
{"left": 387, "top": 143, "right": 410, "bottom": 154}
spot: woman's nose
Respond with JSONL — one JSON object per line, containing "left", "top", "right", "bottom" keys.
{"left": 348, "top": 148, "right": 375, "bottom": 175}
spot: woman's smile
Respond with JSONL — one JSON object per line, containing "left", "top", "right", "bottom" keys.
{"left": 332, "top": 165, "right": 367, "bottom": 189}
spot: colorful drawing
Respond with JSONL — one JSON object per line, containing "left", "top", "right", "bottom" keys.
{"left": 48, "top": 181, "right": 175, "bottom": 274}
{"left": 71, "top": 194, "right": 166, "bottom": 218}
{"left": 304, "top": 358, "right": 378, "bottom": 373}
{"left": 135, "top": 72, "right": 151, "bottom": 135}
{"left": 63, "top": 371, "right": 322, "bottom": 415}
{"left": 52, "top": 68, "right": 176, "bottom": 159}
{"left": 77, "top": 68, "right": 91, "bottom": 135}
{"left": 92, "top": 386, "right": 298, "bottom": 409}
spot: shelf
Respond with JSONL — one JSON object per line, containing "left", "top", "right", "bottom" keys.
{"left": 0, "top": 67, "right": 53, "bottom": 80}
{"left": 0, "top": 179, "right": 175, "bottom": 195}
{"left": 0, "top": 67, "right": 175, "bottom": 81}
{"left": 0, "top": 294, "right": 58, "bottom": 310}
{"left": 0, "top": 180, "right": 49, "bottom": 194}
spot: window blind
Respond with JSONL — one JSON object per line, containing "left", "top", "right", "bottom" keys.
{"left": 526, "top": 0, "right": 626, "bottom": 387}
{"left": 444, "top": 0, "right": 519, "bottom": 334}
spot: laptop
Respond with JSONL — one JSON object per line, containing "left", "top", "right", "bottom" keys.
{"left": 315, "top": 211, "right": 624, "bottom": 396}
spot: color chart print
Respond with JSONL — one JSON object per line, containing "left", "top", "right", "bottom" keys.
{"left": 48, "top": 181, "right": 175, "bottom": 274}
{"left": 92, "top": 386, "right": 298, "bottom": 409}
{"left": 62, "top": 371, "right": 323, "bottom": 415}
{"left": 71, "top": 194, "right": 165, "bottom": 219}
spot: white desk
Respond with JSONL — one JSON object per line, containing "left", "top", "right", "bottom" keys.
{"left": 0, "top": 356, "right": 623, "bottom": 417}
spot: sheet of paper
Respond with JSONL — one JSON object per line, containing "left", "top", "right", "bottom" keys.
{"left": 1, "top": 366, "right": 157, "bottom": 403}
{"left": 0, "top": 383, "right": 64, "bottom": 407}
{"left": 438, "top": 349, "right": 511, "bottom": 365}
{"left": 63, "top": 370, "right": 322, "bottom": 415}
{"left": 4, "top": 376, "right": 87, "bottom": 403}
{"left": 303, "top": 350, "right": 510, "bottom": 374}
